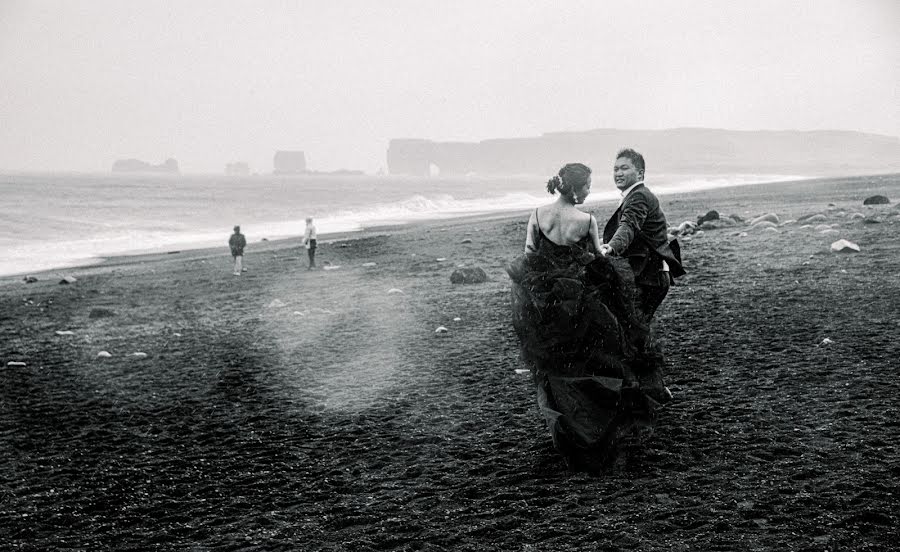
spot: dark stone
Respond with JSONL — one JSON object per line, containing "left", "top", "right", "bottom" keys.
{"left": 450, "top": 267, "right": 488, "bottom": 284}
{"left": 89, "top": 307, "right": 117, "bottom": 319}
{"left": 697, "top": 210, "right": 720, "bottom": 225}
{"left": 863, "top": 195, "right": 890, "bottom": 205}
{"left": 23, "top": 276, "right": 38, "bottom": 283}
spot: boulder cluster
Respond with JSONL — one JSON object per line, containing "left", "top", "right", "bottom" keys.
{"left": 670, "top": 194, "right": 896, "bottom": 250}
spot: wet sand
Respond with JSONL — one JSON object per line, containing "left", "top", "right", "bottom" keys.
{"left": 2, "top": 174, "right": 900, "bottom": 550}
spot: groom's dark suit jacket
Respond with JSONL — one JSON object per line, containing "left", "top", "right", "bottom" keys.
{"left": 603, "top": 183, "right": 684, "bottom": 286}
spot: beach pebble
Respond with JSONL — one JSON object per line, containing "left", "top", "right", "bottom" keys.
{"left": 863, "top": 195, "right": 890, "bottom": 205}
{"left": 55, "top": 330, "right": 75, "bottom": 336}
{"left": 89, "top": 307, "right": 116, "bottom": 318}
{"left": 677, "top": 221, "right": 697, "bottom": 235}
{"left": 750, "top": 213, "right": 779, "bottom": 226}
{"left": 461, "top": 238, "right": 473, "bottom": 244}
{"left": 434, "top": 326, "right": 449, "bottom": 334}
{"left": 173, "top": 333, "right": 182, "bottom": 337}
{"left": 293, "top": 311, "right": 305, "bottom": 316}
{"left": 820, "top": 229, "right": 840, "bottom": 235}
{"left": 361, "top": 262, "right": 377, "bottom": 267}
{"left": 752, "top": 221, "right": 777, "bottom": 229}
{"left": 738, "top": 232, "right": 748, "bottom": 237}
{"left": 97, "top": 351, "right": 112, "bottom": 358}
{"left": 820, "top": 338, "right": 834, "bottom": 346}
{"left": 7, "top": 361, "right": 27, "bottom": 367}
{"left": 850, "top": 212, "right": 865, "bottom": 220}
{"left": 450, "top": 267, "right": 488, "bottom": 284}
{"left": 131, "top": 352, "right": 148, "bottom": 358}
{"left": 831, "top": 239, "right": 860, "bottom": 253}
{"left": 436, "top": 258, "right": 447, "bottom": 262}
{"left": 23, "top": 276, "right": 38, "bottom": 283}
{"left": 453, "top": 317, "right": 462, "bottom": 322}
{"left": 387, "top": 288, "right": 405, "bottom": 294}
{"left": 322, "top": 265, "right": 341, "bottom": 270}
{"left": 59, "top": 276, "right": 77, "bottom": 285}
{"left": 514, "top": 369, "right": 530, "bottom": 375}
{"left": 697, "top": 210, "right": 720, "bottom": 225}
{"left": 267, "top": 299, "right": 286, "bottom": 308}
{"left": 799, "top": 224, "right": 812, "bottom": 229}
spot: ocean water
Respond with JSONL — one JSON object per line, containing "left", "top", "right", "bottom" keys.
{"left": 0, "top": 172, "right": 806, "bottom": 277}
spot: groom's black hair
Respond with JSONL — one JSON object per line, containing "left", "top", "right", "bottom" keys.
{"left": 616, "top": 148, "right": 645, "bottom": 174}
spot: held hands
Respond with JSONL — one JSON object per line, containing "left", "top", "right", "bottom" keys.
{"left": 599, "top": 244, "right": 613, "bottom": 257}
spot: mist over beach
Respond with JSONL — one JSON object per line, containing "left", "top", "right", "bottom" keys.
{"left": 2, "top": 1, "right": 900, "bottom": 550}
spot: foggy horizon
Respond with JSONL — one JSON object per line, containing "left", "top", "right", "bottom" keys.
{"left": 1, "top": 0, "right": 898, "bottom": 174}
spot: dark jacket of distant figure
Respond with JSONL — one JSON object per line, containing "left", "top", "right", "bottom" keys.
{"left": 603, "top": 184, "right": 684, "bottom": 285}
{"left": 229, "top": 233, "right": 246, "bottom": 257}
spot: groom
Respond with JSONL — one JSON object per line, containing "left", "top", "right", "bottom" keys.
{"left": 599, "top": 148, "right": 683, "bottom": 321}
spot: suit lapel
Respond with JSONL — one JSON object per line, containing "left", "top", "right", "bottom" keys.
{"left": 602, "top": 204, "right": 621, "bottom": 243}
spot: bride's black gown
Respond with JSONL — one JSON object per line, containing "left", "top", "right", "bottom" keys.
{"left": 507, "top": 223, "right": 667, "bottom": 471}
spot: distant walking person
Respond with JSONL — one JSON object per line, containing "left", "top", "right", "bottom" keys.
{"left": 229, "top": 225, "right": 246, "bottom": 276}
{"left": 302, "top": 217, "right": 317, "bottom": 270}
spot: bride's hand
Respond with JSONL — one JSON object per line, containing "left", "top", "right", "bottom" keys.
{"left": 599, "top": 244, "right": 613, "bottom": 256}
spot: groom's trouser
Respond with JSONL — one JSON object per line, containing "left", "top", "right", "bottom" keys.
{"left": 636, "top": 272, "right": 670, "bottom": 322}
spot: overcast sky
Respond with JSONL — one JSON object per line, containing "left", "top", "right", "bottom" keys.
{"left": 1, "top": 0, "right": 897, "bottom": 173}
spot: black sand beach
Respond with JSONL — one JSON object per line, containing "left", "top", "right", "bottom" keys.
{"left": 3, "top": 174, "right": 900, "bottom": 550}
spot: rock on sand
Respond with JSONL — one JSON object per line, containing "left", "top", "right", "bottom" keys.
{"left": 89, "top": 307, "right": 116, "bottom": 319}
{"left": 387, "top": 288, "right": 405, "bottom": 294}
{"left": 97, "top": 351, "right": 112, "bottom": 358}
{"left": 59, "top": 276, "right": 77, "bottom": 285}
{"left": 750, "top": 213, "right": 779, "bottom": 226}
{"left": 752, "top": 221, "right": 778, "bottom": 229}
{"left": 450, "top": 267, "right": 488, "bottom": 284}
{"left": 434, "top": 326, "right": 449, "bottom": 334}
{"left": 863, "top": 195, "right": 890, "bottom": 205}
{"left": 830, "top": 239, "right": 860, "bottom": 253}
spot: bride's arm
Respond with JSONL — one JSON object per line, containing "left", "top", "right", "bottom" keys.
{"left": 588, "top": 215, "right": 602, "bottom": 253}
{"left": 525, "top": 210, "right": 538, "bottom": 253}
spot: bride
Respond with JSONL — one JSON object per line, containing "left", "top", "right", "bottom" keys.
{"left": 508, "top": 163, "right": 669, "bottom": 471}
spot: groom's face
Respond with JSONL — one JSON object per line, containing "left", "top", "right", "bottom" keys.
{"left": 613, "top": 157, "right": 643, "bottom": 190}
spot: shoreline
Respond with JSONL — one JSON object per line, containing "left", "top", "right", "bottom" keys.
{"left": 3, "top": 173, "right": 873, "bottom": 282}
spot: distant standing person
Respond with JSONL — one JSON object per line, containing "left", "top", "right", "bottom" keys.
{"left": 302, "top": 217, "right": 317, "bottom": 270}
{"left": 229, "top": 225, "right": 246, "bottom": 276}
{"left": 599, "top": 148, "right": 684, "bottom": 321}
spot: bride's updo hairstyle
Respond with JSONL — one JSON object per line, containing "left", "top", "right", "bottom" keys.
{"left": 546, "top": 163, "right": 592, "bottom": 201}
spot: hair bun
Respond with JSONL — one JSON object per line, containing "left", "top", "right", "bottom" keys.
{"left": 546, "top": 175, "right": 561, "bottom": 195}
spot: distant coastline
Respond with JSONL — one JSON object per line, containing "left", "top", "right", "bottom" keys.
{"left": 387, "top": 128, "right": 900, "bottom": 177}
{"left": 112, "top": 158, "right": 180, "bottom": 174}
